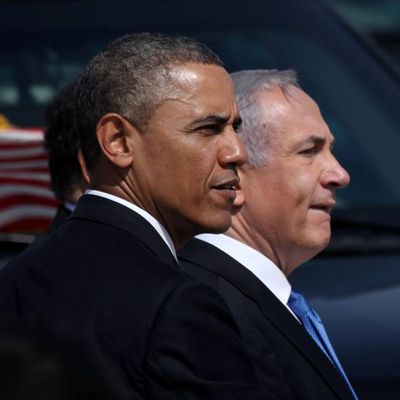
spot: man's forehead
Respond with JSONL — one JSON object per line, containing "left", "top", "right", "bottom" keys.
{"left": 259, "top": 86, "right": 323, "bottom": 125}
{"left": 168, "top": 66, "right": 204, "bottom": 85}
{"left": 158, "top": 97, "right": 239, "bottom": 126}
{"left": 160, "top": 64, "right": 237, "bottom": 112}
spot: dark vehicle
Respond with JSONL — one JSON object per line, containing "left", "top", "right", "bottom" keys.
{"left": 1, "top": 0, "right": 399, "bottom": 398}
{"left": 327, "top": 0, "right": 400, "bottom": 67}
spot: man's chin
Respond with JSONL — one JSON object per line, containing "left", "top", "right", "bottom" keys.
{"left": 197, "top": 215, "right": 232, "bottom": 236}
{"left": 300, "top": 231, "right": 331, "bottom": 260}
{"left": 312, "top": 235, "right": 331, "bottom": 255}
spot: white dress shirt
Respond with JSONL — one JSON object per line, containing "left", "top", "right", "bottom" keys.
{"left": 85, "top": 190, "right": 177, "bottom": 261}
{"left": 197, "top": 233, "right": 298, "bottom": 319}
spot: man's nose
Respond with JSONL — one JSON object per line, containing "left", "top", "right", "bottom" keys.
{"left": 321, "top": 155, "right": 350, "bottom": 189}
{"left": 219, "top": 129, "right": 248, "bottom": 168}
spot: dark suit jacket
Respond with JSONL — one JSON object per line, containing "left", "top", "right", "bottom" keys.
{"left": 32, "top": 204, "right": 72, "bottom": 244}
{"left": 179, "top": 238, "right": 355, "bottom": 400}
{"left": 0, "top": 195, "right": 271, "bottom": 400}
{"left": 47, "top": 204, "right": 72, "bottom": 233}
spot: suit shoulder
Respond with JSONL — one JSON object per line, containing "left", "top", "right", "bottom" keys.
{"left": 144, "top": 279, "right": 272, "bottom": 399}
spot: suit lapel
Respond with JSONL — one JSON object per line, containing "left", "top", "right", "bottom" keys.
{"left": 180, "top": 239, "right": 353, "bottom": 400}
{"left": 71, "top": 194, "right": 179, "bottom": 268}
{"left": 257, "top": 286, "right": 353, "bottom": 400}
{"left": 180, "top": 238, "right": 258, "bottom": 296}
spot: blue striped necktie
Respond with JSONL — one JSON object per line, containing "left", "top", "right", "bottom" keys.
{"left": 288, "top": 290, "right": 358, "bottom": 399}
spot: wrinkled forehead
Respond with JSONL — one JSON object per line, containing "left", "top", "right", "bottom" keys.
{"left": 288, "top": 87, "right": 331, "bottom": 133}
{"left": 258, "top": 86, "right": 324, "bottom": 126}
{"left": 252, "top": 85, "right": 335, "bottom": 152}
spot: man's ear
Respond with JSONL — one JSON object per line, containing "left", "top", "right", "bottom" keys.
{"left": 96, "top": 113, "right": 134, "bottom": 168}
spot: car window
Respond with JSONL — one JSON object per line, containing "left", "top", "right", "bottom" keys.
{"left": 0, "top": 0, "right": 399, "bottom": 224}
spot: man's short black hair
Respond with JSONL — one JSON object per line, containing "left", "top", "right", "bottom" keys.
{"left": 44, "top": 81, "right": 83, "bottom": 202}
{"left": 75, "top": 32, "right": 223, "bottom": 171}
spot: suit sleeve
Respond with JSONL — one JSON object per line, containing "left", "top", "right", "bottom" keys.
{"left": 144, "top": 281, "right": 272, "bottom": 399}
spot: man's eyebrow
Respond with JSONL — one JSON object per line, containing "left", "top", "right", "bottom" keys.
{"left": 300, "top": 134, "right": 333, "bottom": 146}
{"left": 191, "top": 114, "right": 231, "bottom": 125}
{"left": 185, "top": 114, "right": 242, "bottom": 131}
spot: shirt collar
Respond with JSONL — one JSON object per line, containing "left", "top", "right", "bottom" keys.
{"left": 85, "top": 189, "right": 177, "bottom": 261}
{"left": 196, "top": 233, "right": 292, "bottom": 307}
{"left": 63, "top": 201, "right": 76, "bottom": 212}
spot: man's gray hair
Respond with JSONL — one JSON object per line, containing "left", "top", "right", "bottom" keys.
{"left": 230, "top": 69, "right": 299, "bottom": 167}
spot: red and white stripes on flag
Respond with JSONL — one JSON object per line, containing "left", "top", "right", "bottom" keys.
{"left": 0, "top": 129, "right": 58, "bottom": 233}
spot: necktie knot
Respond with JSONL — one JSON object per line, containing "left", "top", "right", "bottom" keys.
{"left": 288, "top": 290, "right": 323, "bottom": 323}
{"left": 288, "top": 289, "right": 312, "bottom": 317}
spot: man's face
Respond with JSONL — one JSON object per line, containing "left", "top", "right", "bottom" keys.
{"left": 130, "top": 63, "right": 246, "bottom": 248}
{"left": 239, "top": 86, "right": 350, "bottom": 274}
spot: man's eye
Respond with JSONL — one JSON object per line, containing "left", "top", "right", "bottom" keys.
{"left": 198, "top": 125, "right": 222, "bottom": 135}
{"left": 299, "top": 146, "right": 317, "bottom": 156}
{"left": 233, "top": 123, "right": 241, "bottom": 133}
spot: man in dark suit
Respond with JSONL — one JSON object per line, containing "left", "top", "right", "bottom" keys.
{"left": 179, "top": 69, "right": 357, "bottom": 399}
{"left": 34, "top": 80, "right": 88, "bottom": 243}
{"left": 0, "top": 34, "right": 275, "bottom": 399}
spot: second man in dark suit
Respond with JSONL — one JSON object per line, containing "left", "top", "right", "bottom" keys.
{"left": 180, "top": 69, "right": 356, "bottom": 399}
{"left": 34, "top": 81, "right": 87, "bottom": 242}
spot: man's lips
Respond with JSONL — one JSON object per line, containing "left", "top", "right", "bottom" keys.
{"left": 310, "top": 200, "right": 336, "bottom": 213}
{"left": 210, "top": 177, "right": 240, "bottom": 204}
{"left": 211, "top": 177, "right": 240, "bottom": 191}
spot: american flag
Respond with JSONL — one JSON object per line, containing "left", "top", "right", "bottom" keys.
{"left": 0, "top": 128, "right": 58, "bottom": 234}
